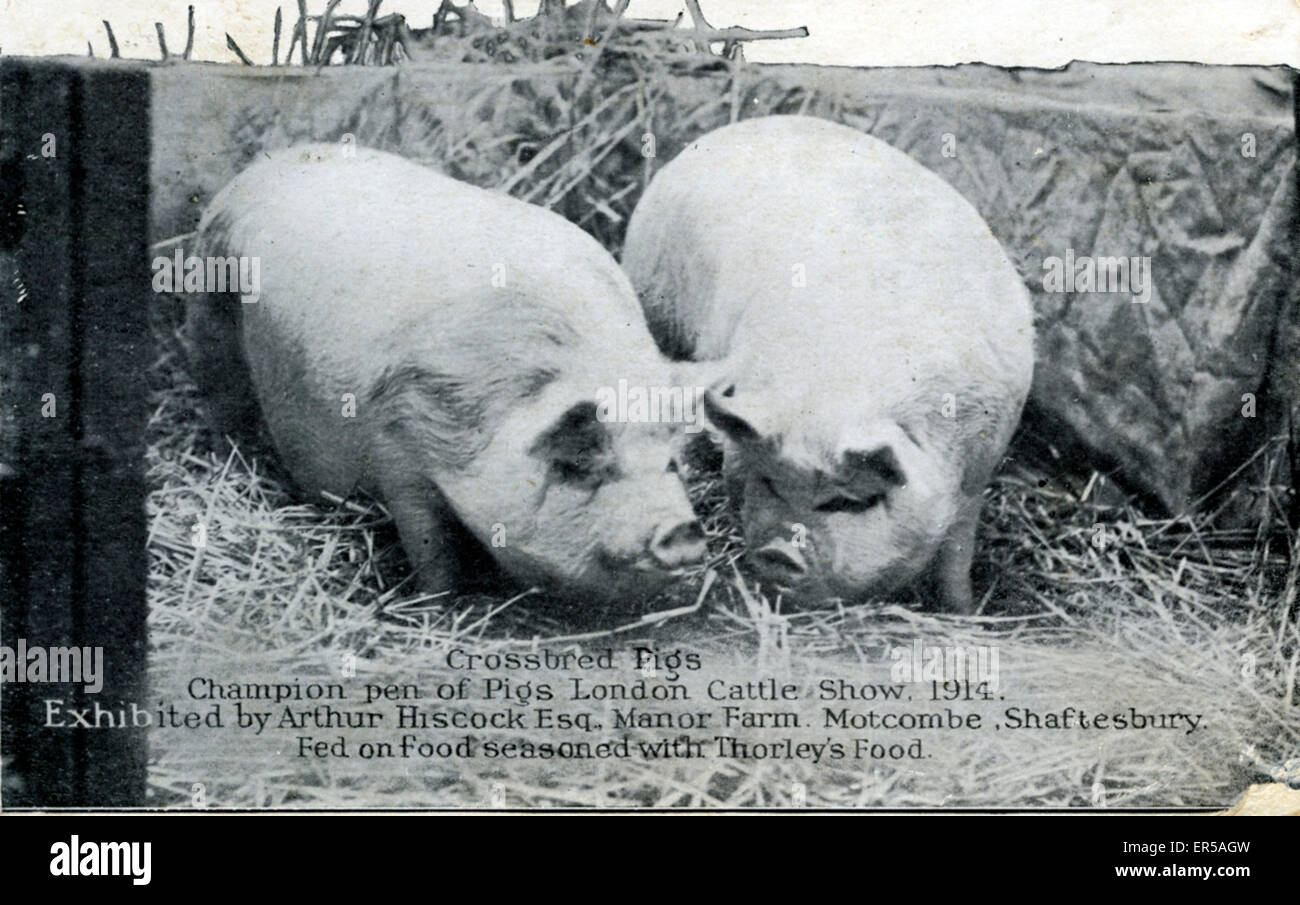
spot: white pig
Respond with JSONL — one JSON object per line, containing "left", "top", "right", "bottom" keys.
{"left": 188, "top": 144, "right": 706, "bottom": 602}
{"left": 622, "top": 116, "right": 1034, "bottom": 611}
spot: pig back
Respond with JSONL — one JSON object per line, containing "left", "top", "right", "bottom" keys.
{"left": 199, "top": 144, "right": 655, "bottom": 495}
{"left": 623, "top": 115, "right": 1033, "bottom": 404}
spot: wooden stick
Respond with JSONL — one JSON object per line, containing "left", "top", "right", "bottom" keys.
{"left": 673, "top": 2, "right": 809, "bottom": 47}
{"left": 272, "top": 7, "right": 282, "bottom": 65}
{"left": 396, "top": 17, "right": 424, "bottom": 62}
{"left": 682, "top": 0, "right": 712, "bottom": 52}
{"left": 308, "top": 13, "right": 368, "bottom": 23}
{"left": 604, "top": 0, "right": 631, "bottom": 42}
{"left": 697, "top": 23, "right": 808, "bottom": 42}
{"left": 298, "top": 0, "right": 310, "bottom": 64}
{"left": 349, "top": 0, "right": 384, "bottom": 64}
{"left": 183, "top": 5, "right": 195, "bottom": 60}
{"left": 324, "top": 33, "right": 348, "bottom": 64}
{"left": 155, "top": 22, "right": 170, "bottom": 60}
{"left": 616, "top": 17, "right": 808, "bottom": 44}
{"left": 683, "top": 0, "right": 709, "bottom": 29}
{"left": 501, "top": 0, "right": 515, "bottom": 24}
{"left": 311, "top": 0, "right": 344, "bottom": 64}
{"left": 87, "top": 41, "right": 94, "bottom": 58}
{"left": 226, "top": 33, "right": 254, "bottom": 65}
{"left": 285, "top": 20, "right": 302, "bottom": 65}
{"left": 103, "top": 21, "right": 120, "bottom": 58}
{"left": 377, "top": 21, "right": 396, "bottom": 64}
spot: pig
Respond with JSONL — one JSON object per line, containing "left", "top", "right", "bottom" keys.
{"left": 187, "top": 143, "right": 706, "bottom": 602}
{"left": 621, "top": 116, "right": 1034, "bottom": 611}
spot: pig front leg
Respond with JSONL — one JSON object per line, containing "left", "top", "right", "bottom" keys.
{"left": 375, "top": 460, "right": 478, "bottom": 594}
{"left": 919, "top": 501, "right": 980, "bottom": 613}
{"left": 679, "top": 426, "right": 725, "bottom": 477}
{"left": 719, "top": 439, "right": 747, "bottom": 510}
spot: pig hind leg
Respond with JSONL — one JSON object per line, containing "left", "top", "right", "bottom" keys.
{"left": 186, "top": 292, "right": 259, "bottom": 447}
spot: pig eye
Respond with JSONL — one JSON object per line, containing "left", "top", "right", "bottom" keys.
{"left": 554, "top": 456, "right": 596, "bottom": 483}
{"left": 551, "top": 447, "right": 618, "bottom": 487}
{"left": 815, "top": 492, "right": 885, "bottom": 514}
{"left": 530, "top": 401, "right": 616, "bottom": 488}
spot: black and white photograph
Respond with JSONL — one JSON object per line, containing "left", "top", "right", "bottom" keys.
{"left": 1, "top": 0, "right": 1298, "bottom": 829}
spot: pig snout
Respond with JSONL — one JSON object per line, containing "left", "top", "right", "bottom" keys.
{"left": 750, "top": 537, "right": 809, "bottom": 583}
{"left": 647, "top": 517, "right": 707, "bottom": 569}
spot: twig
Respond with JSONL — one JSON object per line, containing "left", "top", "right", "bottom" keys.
{"left": 311, "top": 0, "right": 344, "bottom": 65}
{"left": 323, "top": 33, "right": 348, "bottom": 65}
{"left": 183, "top": 6, "right": 195, "bottom": 60}
{"left": 698, "top": 24, "right": 809, "bottom": 43}
{"left": 103, "top": 21, "right": 120, "bottom": 58}
{"left": 501, "top": 0, "right": 515, "bottom": 24}
{"left": 272, "top": 7, "right": 282, "bottom": 65}
{"left": 602, "top": 0, "right": 632, "bottom": 44}
{"left": 349, "top": 0, "right": 384, "bottom": 65}
{"left": 395, "top": 17, "right": 422, "bottom": 63}
{"left": 87, "top": 41, "right": 94, "bottom": 58}
{"left": 378, "top": 27, "right": 395, "bottom": 64}
{"left": 297, "top": 0, "right": 310, "bottom": 65}
{"left": 155, "top": 22, "right": 170, "bottom": 61}
{"left": 508, "top": 570, "right": 716, "bottom": 647}
{"left": 678, "top": 2, "right": 808, "bottom": 49}
{"left": 285, "top": 17, "right": 301, "bottom": 64}
{"left": 226, "top": 33, "right": 254, "bottom": 65}
{"left": 682, "top": 0, "right": 712, "bottom": 52}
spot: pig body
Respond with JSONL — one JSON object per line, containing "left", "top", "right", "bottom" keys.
{"left": 621, "top": 116, "right": 1033, "bottom": 611}
{"left": 190, "top": 144, "right": 704, "bottom": 601}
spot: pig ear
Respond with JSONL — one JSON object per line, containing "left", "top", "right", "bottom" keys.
{"left": 527, "top": 400, "right": 614, "bottom": 479}
{"left": 837, "top": 421, "right": 918, "bottom": 491}
{"left": 702, "top": 385, "right": 774, "bottom": 445}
